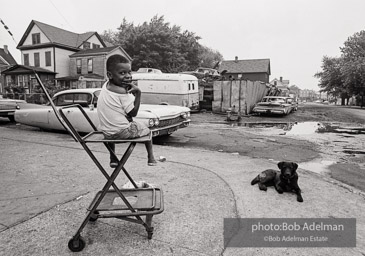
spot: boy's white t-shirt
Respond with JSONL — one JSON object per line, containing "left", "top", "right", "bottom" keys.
{"left": 97, "top": 82, "right": 135, "bottom": 135}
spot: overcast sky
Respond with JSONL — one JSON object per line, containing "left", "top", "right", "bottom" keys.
{"left": 1, "top": 0, "right": 365, "bottom": 90}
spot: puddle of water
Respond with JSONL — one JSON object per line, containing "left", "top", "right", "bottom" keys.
{"left": 231, "top": 121, "right": 365, "bottom": 157}
{"left": 299, "top": 160, "right": 336, "bottom": 175}
{"left": 234, "top": 121, "right": 365, "bottom": 135}
{"left": 286, "top": 122, "right": 322, "bottom": 135}
{"left": 235, "top": 122, "right": 290, "bottom": 130}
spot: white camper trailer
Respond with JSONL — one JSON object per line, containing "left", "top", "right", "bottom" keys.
{"left": 132, "top": 73, "right": 200, "bottom": 111}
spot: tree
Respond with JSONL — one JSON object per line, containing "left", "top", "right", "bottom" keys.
{"left": 199, "top": 46, "right": 223, "bottom": 69}
{"left": 315, "top": 56, "right": 345, "bottom": 104}
{"left": 340, "top": 30, "right": 365, "bottom": 104}
{"left": 100, "top": 15, "right": 223, "bottom": 73}
{"left": 288, "top": 84, "right": 300, "bottom": 97}
{"left": 100, "top": 29, "right": 119, "bottom": 46}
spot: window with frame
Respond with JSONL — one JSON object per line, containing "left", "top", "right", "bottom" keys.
{"left": 18, "top": 75, "right": 24, "bottom": 87}
{"left": 92, "top": 43, "right": 100, "bottom": 49}
{"left": 31, "top": 76, "right": 39, "bottom": 88}
{"left": 24, "top": 75, "right": 29, "bottom": 88}
{"left": 34, "top": 52, "right": 40, "bottom": 67}
{"left": 87, "top": 58, "right": 93, "bottom": 73}
{"left": 45, "top": 51, "right": 51, "bottom": 66}
{"left": 6, "top": 76, "right": 12, "bottom": 86}
{"left": 76, "top": 59, "right": 82, "bottom": 74}
{"left": 24, "top": 54, "right": 29, "bottom": 66}
{"left": 83, "top": 42, "right": 91, "bottom": 49}
{"left": 32, "top": 33, "right": 41, "bottom": 44}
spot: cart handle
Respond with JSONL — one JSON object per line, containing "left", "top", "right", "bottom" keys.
{"left": 59, "top": 104, "right": 98, "bottom": 131}
{"left": 33, "top": 71, "right": 78, "bottom": 141}
{"left": 58, "top": 104, "right": 100, "bottom": 143}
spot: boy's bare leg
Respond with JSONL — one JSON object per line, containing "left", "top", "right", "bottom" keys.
{"left": 108, "top": 142, "right": 118, "bottom": 167}
{"left": 145, "top": 141, "right": 157, "bottom": 165}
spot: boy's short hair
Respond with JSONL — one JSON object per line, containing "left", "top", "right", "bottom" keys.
{"left": 106, "top": 54, "right": 130, "bottom": 71}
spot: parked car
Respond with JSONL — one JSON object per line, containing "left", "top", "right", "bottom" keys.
{"left": 181, "top": 67, "right": 221, "bottom": 80}
{"left": 0, "top": 98, "right": 27, "bottom": 122}
{"left": 14, "top": 88, "right": 191, "bottom": 137}
{"left": 252, "top": 96, "right": 298, "bottom": 116}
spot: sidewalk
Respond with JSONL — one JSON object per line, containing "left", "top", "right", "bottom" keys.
{"left": 0, "top": 127, "right": 364, "bottom": 255}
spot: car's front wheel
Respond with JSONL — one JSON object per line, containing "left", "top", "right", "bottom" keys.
{"left": 8, "top": 116, "right": 15, "bottom": 122}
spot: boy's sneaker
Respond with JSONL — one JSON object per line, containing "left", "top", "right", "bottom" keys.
{"left": 110, "top": 160, "right": 118, "bottom": 168}
{"left": 148, "top": 161, "right": 157, "bottom": 166}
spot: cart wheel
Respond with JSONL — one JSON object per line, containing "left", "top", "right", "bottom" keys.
{"left": 147, "top": 231, "right": 153, "bottom": 240}
{"left": 146, "top": 226, "right": 154, "bottom": 240}
{"left": 89, "top": 210, "right": 99, "bottom": 222}
{"left": 68, "top": 236, "right": 86, "bottom": 252}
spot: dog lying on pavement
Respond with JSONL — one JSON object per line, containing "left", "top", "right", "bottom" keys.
{"left": 251, "top": 161, "right": 303, "bottom": 202}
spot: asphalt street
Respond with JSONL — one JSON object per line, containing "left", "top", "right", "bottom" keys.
{"left": 1, "top": 124, "right": 365, "bottom": 255}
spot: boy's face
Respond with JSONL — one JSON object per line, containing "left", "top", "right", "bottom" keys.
{"left": 107, "top": 62, "right": 132, "bottom": 87}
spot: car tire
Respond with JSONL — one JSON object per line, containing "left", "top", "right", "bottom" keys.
{"left": 8, "top": 116, "right": 15, "bottom": 122}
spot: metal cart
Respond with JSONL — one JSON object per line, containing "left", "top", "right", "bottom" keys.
{"left": 33, "top": 73, "right": 164, "bottom": 252}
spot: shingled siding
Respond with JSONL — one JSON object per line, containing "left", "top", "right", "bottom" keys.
{"left": 69, "top": 56, "right": 105, "bottom": 77}
{"left": 212, "top": 80, "right": 269, "bottom": 115}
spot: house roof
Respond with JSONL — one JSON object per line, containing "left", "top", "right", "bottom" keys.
{"left": 2, "top": 64, "right": 57, "bottom": 74}
{"left": 17, "top": 20, "right": 106, "bottom": 50}
{"left": 218, "top": 58, "right": 271, "bottom": 75}
{"left": 56, "top": 73, "right": 105, "bottom": 81}
{"left": 0, "top": 47, "right": 17, "bottom": 66}
{"left": 69, "top": 45, "right": 131, "bottom": 60}
{"left": 271, "top": 78, "right": 290, "bottom": 87}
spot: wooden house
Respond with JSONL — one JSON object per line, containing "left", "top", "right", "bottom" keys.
{"left": 65, "top": 46, "right": 132, "bottom": 89}
{"left": 0, "top": 45, "right": 17, "bottom": 94}
{"left": 218, "top": 57, "right": 271, "bottom": 83}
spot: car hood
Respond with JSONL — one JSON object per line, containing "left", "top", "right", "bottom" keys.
{"left": 0, "top": 99, "right": 26, "bottom": 104}
{"left": 139, "top": 104, "right": 190, "bottom": 119}
{"left": 255, "top": 102, "right": 289, "bottom": 107}
{"left": 16, "top": 103, "right": 190, "bottom": 120}
{"left": 17, "top": 102, "right": 47, "bottom": 109}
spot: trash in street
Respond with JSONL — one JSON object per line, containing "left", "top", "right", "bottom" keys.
{"left": 122, "top": 180, "right": 156, "bottom": 188}
{"left": 159, "top": 156, "right": 166, "bottom": 162}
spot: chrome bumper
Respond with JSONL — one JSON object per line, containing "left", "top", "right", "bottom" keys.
{"left": 151, "top": 120, "right": 190, "bottom": 137}
{"left": 253, "top": 108, "right": 285, "bottom": 114}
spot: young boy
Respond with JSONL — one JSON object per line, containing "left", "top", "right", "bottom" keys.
{"left": 97, "top": 54, "right": 157, "bottom": 167}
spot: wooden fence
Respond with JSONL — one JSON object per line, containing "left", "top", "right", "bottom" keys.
{"left": 212, "top": 80, "right": 270, "bottom": 115}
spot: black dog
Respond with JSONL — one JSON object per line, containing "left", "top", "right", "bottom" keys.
{"left": 251, "top": 162, "right": 303, "bottom": 202}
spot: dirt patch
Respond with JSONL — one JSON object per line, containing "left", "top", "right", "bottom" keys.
{"left": 188, "top": 104, "right": 365, "bottom": 191}
{"left": 329, "top": 163, "right": 365, "bottom": 191}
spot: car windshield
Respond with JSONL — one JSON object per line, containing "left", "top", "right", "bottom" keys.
{"left": 264, "top": 97, "right": 286, "bottom": 103}
{"left": 54, "top": 93, "right": 92, "bottom": 107}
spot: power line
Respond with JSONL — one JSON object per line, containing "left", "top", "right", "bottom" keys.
{"left": 48, "top": 0, "right": 74, "bottom": 30}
